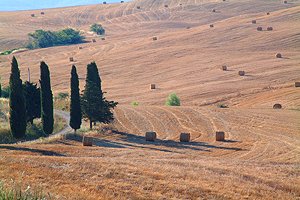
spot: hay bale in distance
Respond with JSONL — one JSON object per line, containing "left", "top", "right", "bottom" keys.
{"left": 78, "top": 46, "right": 83, "bottom": 50}
{"left": 276, "top": 53, "right": 282, "bottom": 58}
{"left": 31, "top": 14, "right": 35, "bottom": 17}
{"left": 284, "top": 1, "right": 288, "bottom": 4}
{"left": 212, "top": 9, "right": 216, "bottom": 12}
{"left": 295, "top": 82, "right": 300, "bottom": 87}
{"left": 41, "top": 12, "right": 45, "bottom": 15}
{"left": 165, "top": 5, "right": 169, "bottom": 8}
{"left": 146, "top": 132, "right": 156, "bottom": 141}
{"left": 210, "top": 24, "right": 214, "bottom": 28}
{"left": 180, "top": 133, "right": 190, "bottom": 142}
{"left": 239, "top": 71, "right": 245, "bottom": 76}
{"left": 216, "top": 131, "right": 225, "bottom": 141}
{"left": 252, "top": 20, "right": 256, "bottom": 24}
{"left": 82, "top": 136, "right": 93, "bottom": 146}
{"left": 273, "top": 104, "right": 282, "bottom": 109}
{"left": 150, "top": 84, "right": 156, "bottom": 90}
{"left": 137, "top": 6, "right": 141, "bottom": 9}
{"left": 267, "top": 27, "right": 273, "bottom": 31}
{"left": 267, "top": 12, "right": 270, "bottom": 15}
{"left": 69, "top": 57, "right": 74, "bottom": 62}
{"left": 92, "top": 39, "right": 96, "bottom": 43}
{"left": 152, "top": 36, "right": 158, "bottom": 41}
{"left": 222, "top": 65, "right": 227, "bottom": 71}
{"left": 101, "top": 38, "right": 106, "bottom": 40}
{"left": 257, "top": 27, "right": 263, "bottom": 31}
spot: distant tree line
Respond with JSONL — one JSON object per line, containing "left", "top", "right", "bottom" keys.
{"left": 3, "top": 56, "right": 117, "bottom": 139}
{"left": 27, "top": 28, "right": 85, "bottom": 49}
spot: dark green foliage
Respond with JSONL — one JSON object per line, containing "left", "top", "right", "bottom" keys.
{"left": 0, "top": 86, "right": 10, "bottom": 98}
{"left": 40, "top": 61, "right": 54, "bottom": 135}
{"left": 56, "top": 92, "right": 69, "bottom": 100}
{"left": 0, "top": 80, "right": 1, "bottom": 98}
{"left": 90, "top": 24, "right": 105, "bottom": 35}
{"left": 165, "top": 93, "right": 181, "bottom": 106}
{"left": 23, "top": 81, "right": 41, "bottom": 124}
{"left": 9, "top": 57, "right": 27, "bottom": 138}
{"left": 81, "top": 62, "right": 117, "bottom": 129}
{"left": 70, "top": 65, "right": 82, "bottom": 132}
{"left": 27, "top": 28, "right": 85, "bottom": 49}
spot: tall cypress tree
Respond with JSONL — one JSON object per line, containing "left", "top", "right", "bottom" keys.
{"left": 81, "top": 62, "right": 117, "bottom": 129}
{"left": 9, "top": 56, "right": 27, "bottom": 138}
{"left": 40, "top": 61, "right": 54, "bottom": 135}
{"left": 69, "top": 65, "right": 82, "bottom": 132}
{"left": 23, "top": 81, "right": 41, "bottom": 124}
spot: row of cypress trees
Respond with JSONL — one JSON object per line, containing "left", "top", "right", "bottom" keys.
{"left": 8, "top": 56, "right": 117, "bottom": 139}
{"left": 9, "top": 57, "right": 53, "bottom": 138}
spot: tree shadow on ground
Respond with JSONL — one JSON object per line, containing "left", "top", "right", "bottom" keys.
{"left": 0, "top": 145, "right": 65, "bottom": 157}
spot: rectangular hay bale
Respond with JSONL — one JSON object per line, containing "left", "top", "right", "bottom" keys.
{"left": 295, "top": 82, "right": 300, "bottom": 87}
{"left": 180, "top": 133, "right": 190, "bottom": 142}
{"left": 82, "top": 136, "right": 93, "bottom": 146}
{"left": 216, "top": 131, "right": 225, "bottom": 141}
{"left": 146, "top": 132, "right": 156, "bottom": 141}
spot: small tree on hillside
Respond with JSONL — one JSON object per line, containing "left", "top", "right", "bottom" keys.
{"left": 90, "top": 24, "right": 105, "bottom": 35}
{"left": 70, "top": 65, "right": 82, "bottom": 132}
{"left": 81, "top": 62, "right": 117, "bottom": 129}
{"left": 165, "top": 93, "right": 181, "bottom": 106}
{"left": 40, "top": 61, "right": 54, "bottom": 135}
{"left": 0, "top": 77, "right": 2, "bottom": 98}
{"left": 9, "top": 57, "right": 27, "bottom": 138}
{"left": 23, "top": 81, "right": 41, "bottom": 124}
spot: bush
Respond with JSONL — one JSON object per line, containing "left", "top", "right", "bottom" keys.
{"left": 131, "top": 101, "right": 139, "bottom": 107}
{"left": 90, "top": 24, "right": 105, "bottom": 35}
{"left": 1, "top": 86, "right": 10, "bottom": 98}
{"left": 57, "top": 92, "right": 69, "bottom": 100}
{"left": 165, "top": 93, "right": 180, "bottom": 106}
{"left": 27, "top": 28, "right": 85, "bottom": 49}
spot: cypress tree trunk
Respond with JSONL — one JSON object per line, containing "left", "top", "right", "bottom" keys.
{"left": 40, "top": 61, "right": 54, "bottom": 135}
{"left": 9, "top": 56, "right": 27, "bottom": 138}
{"left": 69, "top": 65, "right": 82, "bottom": 132}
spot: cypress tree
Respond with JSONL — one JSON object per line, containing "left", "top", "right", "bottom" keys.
{"left": 9, "top": 56, "right": 27, "bottom": 138}
{"left": 40, "top": 61, "right": 54, "bottom": 135}
{"left": 69, "top": 65, "right": 82, "bottom": 132}
{"left": 0, "top": 77, "right": 2, "bottom": 98}
{"left": 81, "top": 62, "right": 117, "bottom": 129}
{"left": 23, "top": 81, "right": 41, "bottom": 124}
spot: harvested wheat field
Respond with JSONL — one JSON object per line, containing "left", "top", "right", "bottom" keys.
{"left": 0, "top": 0, "right": 300, "bottom": 199}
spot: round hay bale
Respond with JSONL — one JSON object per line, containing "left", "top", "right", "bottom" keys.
{"left": 294, "top": 82, "right": 300, "bottom": 87}
{"left": 137, "top": 6, "right": 141, "bottom": 9}
{"left": 41, "top": 12, "right": 45, "bottom": 15}
{"left": 31, "top": 14, "right": 35, "bottom": 17}
{"left": 180, "top": 3, "right": 183, "bottom": 6}
{"left": 257, "top": 27, "right": 263, "bottom": 31}
{"left": 267, "top": 12, "right": 270, "bottom": 15}
{"left": 238, "top": 71, "right": 245, "bottom": 76}
{"left": 150, "top": 84, "right": 156, "bottom": 90}
{"left": 165, "top": 5, "right": 169, "bottom": 8}
{"left": 82, "top": 136, "right": 93, "bottom": 146}
{"left": 69, "top": 57, "right": 74, "bottom": 62}
{"left": 152, "top": 36, "right": 158, "bottom": 41}
{"left": 276, "top": 53, "right": 282, "bottom": 58}
{"left": 146, "top": 132, "right": 156, "bottom": 141}
{"left": 221, "top": 65, "right": 227, "bottom": 71}
{"left": 273, "top": 104, "right": 282, "bottom": 109}
{"left": 212, "top": 9, "right": 216, "bottom": 12}
{"left": 180, "top": 133, "right": 190, "bottom": 142}
{"left": 210, "top": 24, "right": 214, "bottom": 28}
{"left": 216, "top": 131, "right": 225, "bottom": 141}
{"left": 252, "top": 20, "right": 256, "bottom": 24}
{"left": 78, "top": 46, "right": 83, "bottom": 50}
{"left": 284, "top": 1, "right": 288, "bottom": 4}
{"left": 92, "top": 39, "right": 96, "bottom": 43}
{"left": 267, "top": 27, "right": 273, "bottom": 31}
{"left": 186, "top": 26, "right": 191, "bottom": 29}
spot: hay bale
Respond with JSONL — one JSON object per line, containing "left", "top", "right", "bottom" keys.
{"left": 252, "top": 20, "right": 256, "bottom": 24}
{"left": 150, "top": 84, "right": 156, "bottom": 90}
{"left": 101, "top": 38, "right": 106, "bottom": 40}
{"left": 295, "top": 82, "right": 300, "bottom": 87}
{"left": 238, "top": 71, "right": 245, "bottom": 76}
{"left": 212, "top": 9, "right": 216, "bottom": 12}
{"left": 273, "top": 104, "right": 282, "bottom": 109}
{"left": 82, "top": 136, "right": 93, "bottom": 146}
{"left": 210, "top": 24, "right": 214, "bottom": 28}
{"left": 165, "top": 5, "right": 169, "bottom": 8}
{"left": 180, "top": 3, "right": 183, "bottom": 6}
{"left": 78, "top": 46, "right": 83, "bottom": 50}
{"left": 92, "top": 39, "right": 96, "bottom": 43}
{"left": 276, "top": 53, "right": 282, "bottom": 58}
{"left": 146, "top": 132, "right": 156, "bottom": 141}
{"left": 69, "top": 57, "right": 74, "bottom": 62}
{"left": 221, "top": 65, "right": 227, "bottom": 71}
{"left": 284, "top": 1, "right": 288, "bottom": 4}
{"left": 186, "top": 26, "right": 191, "bottom": 29}
{"left": 41, "top": 12, "right": 45, "bottom": 15}
{"left": 152, "top": 36, "right": 158, "bottom": 41}
{"left": 267, "top": 12, "right": 270, "bottom": 15}
{"left": 137, "top": 6, "right": 141, "bottom": 9}
{"left": 216, "top": 131, "right": 225, "bottom": 141}
{"left": 180, "top": 133, "right": 190, "bottom": 142}
{"left": 267, "top": 27, "right": 273, "bottom": 31}
{"left": 257, "top": 27, "right": 263, "bottom": 31}
{"left": 31, "top": 14, "right": 35, "bottom": 17}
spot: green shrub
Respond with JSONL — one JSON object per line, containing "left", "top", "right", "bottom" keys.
{"left": 90, "top": 23, "right": 105, "bottom": 35}
{"left": 27, "top": 28, "right": 85, "bottom": 49}
{"left": 131, "top": 101, "right": 139, "bottom": 107}
{"left": 1, "top": 86, "right": 10, "bottom": 98}
{"left": 165, "top": 93, "right": 180, "bottom": 106}
{"left": 57, "top": 92, "right": 69, "bottom": 100}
